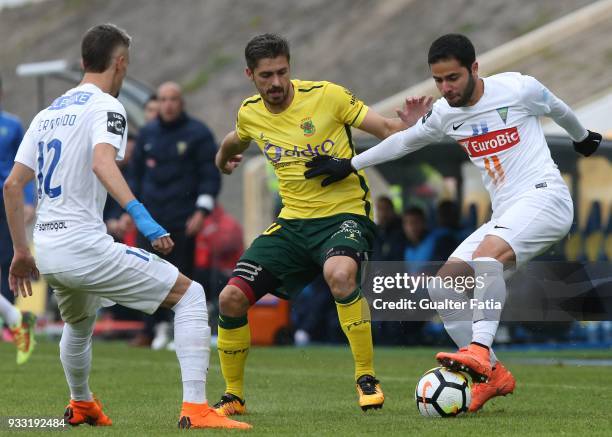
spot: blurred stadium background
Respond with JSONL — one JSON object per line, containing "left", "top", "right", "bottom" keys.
{"left": 1, "top": 0, "right": 611, "bottom": 350}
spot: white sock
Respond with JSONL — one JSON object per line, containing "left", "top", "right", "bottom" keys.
{"left": 0, "top": 294, "right": 21, "bottom": 327}
{"left": 60, "top": 315, "right": 96, "bottom": 401}
{"left": 428, "top": 275, "right": 498, "bottom": 366}
{"left": 444, "top": 320, "right": 498, "bottom": 366}
{"left": 472, "top": 320, "right": 498, "bottom": 349}
{"left": 471, "top": 257, "right": 506, "bottom": 349}
{"left": 172, "top": 281, "right": 210, "bottom": 404}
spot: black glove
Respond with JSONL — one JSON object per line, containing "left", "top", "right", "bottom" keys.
{"left": 573, "top": 130, "right": 602, "bottom": 157}
{"left": 304, "top": 155, "right": 354, "bottom": 187}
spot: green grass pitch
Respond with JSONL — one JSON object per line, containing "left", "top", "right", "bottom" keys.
{"left": 1, "top": 341, "right": 612, "bottom": 436}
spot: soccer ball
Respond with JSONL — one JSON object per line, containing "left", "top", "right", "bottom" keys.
{"left": 415, "top": 367, "right": 471, "bottom": 417}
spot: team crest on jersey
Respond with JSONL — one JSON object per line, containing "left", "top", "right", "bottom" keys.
{"left": 107, "top": 112, "right": 126, "bottom": 136}
{"left": 300, "top": 117, "right": 316, "bottom": 137}
{"left": 177, "top": 141, "right": 188, "bottom": 155}
{"left": 496, "top": 107, "right": 509, "bottom": 124}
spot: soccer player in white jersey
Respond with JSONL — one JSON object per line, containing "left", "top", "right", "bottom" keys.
{"left": 304, "top": 33, "right": 602, "bottom": 412}
{"left": 2, "top": 23, "right": 250, "bottom": 430}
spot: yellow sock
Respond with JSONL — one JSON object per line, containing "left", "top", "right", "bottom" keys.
{"left": 217, "top": 315, "right": 250, "bottom": 400}
{"left": 335, "top": 290, "right": 375, "bottom": 380}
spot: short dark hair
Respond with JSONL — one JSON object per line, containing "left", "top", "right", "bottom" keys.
{"left": 403, "top": 206, "right": 426, "bottom": 220}
{"left": 437, "top": 200, "right": 460, "bottom": 228}
{"left": 377, "top": 195, "right": 394, "bottom": 207}
{"left": 81, "top": 23, "right": 131, "bottom": 73}
{"left": 428, "top": 34, "right": 475, "bottom": 70}
{"left": 244, "top": 33, "right": 290, "bottom": 71}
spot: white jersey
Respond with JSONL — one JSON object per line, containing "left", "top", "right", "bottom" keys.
{"left": 15, "top": 83, "right": 127, "bottom": 273}
{"left": 353, "top": 72, "right": 587, "bottom": 216}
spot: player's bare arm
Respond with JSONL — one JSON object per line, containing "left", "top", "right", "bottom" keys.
{"left": 215, "top": 130, "right": 250, "bottom": 175}
{"left": 93, "top": 143, "right": 174, "bottom": 255}
{"left": 3, "top": 162, "right": 39, "bottom": 297}
{"left": 358, "top": 96, "right": 433, "bottom": 139}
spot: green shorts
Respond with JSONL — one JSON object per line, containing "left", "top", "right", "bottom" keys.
{"left": 237, "top": 213, "right": 376, "bottom": 300}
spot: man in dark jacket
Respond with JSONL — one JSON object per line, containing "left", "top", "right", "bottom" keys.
{"left": 129, "top": 81, "right": 220, "bottom": 348}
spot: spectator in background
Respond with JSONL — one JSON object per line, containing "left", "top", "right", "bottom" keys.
{"left": 372, "top": 195, "right": 406, "bottom": 261}
{"left": 0, "top": 74, "right": 37, "bottom": 364}
{"left": 434, "top": 200, "right": 462, "bottom": 260}
{"left": 403, "top": 205, "right": 457, "bottom": 262}
{"left": 0, "top": 75, "right": 35, "bottom": 303}
{"left": 193, "top": 204, "right": 244, "bottom": 330}
{"left": 143, "top": 94, "right": 159, "bottom": 123}
{"left": 403, "top": 206, "right": 432, "bottom": 262}
{"left": 129, "top": 81, "right": 221, "bottom": 348}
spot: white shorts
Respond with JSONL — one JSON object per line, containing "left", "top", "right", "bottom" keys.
{"left": 451, "top": 183, "right": 573, "bottom": 265}
{"left": 45, "top": 242, "right": 179, "bottom": 324}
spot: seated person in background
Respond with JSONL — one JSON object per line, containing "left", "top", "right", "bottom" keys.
{"left": 403, "top": 207, "right": 441, "bottom": 262}
{"left": 193, "top": 204, "right": 244, "bottom": 330}
{"left": 372, "top": 196, "right": 406, "bottom": 261}
{"left": 434, "top": 200, "right": 463, "bottom": 259}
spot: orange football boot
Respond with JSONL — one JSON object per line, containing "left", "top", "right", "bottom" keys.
{"left": 469, "top": 361, "right": 516, "bottom": 412}
{"left": 436, "top": 343, "right": 493, "bottom": 382}
{"left": 178, "top": 402, "right": 251, "bottom": 429}
{"left": 64, "top": 397, "right": 112, "bottom": 426}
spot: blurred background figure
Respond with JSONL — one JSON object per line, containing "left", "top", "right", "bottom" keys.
{"left": 0, "top": 74, "right": 36, "bottom": 306}
{"left": 402, "top": 206, "right": 432, "bottom": 263}
{"left": 372, "top": 195, "right": 406, "bottom": 262}
{"left": 403, "top": 205, "right": 459, "bottom": 263}
{"left": 0, "top": 74, "right": 37, "bottom": 362}
{"left": 433, "top": 200, "right": 463, "bottom": 260}
{"left": 143, "top": 94, "right": 159, "bottom": 123}
{"left": 193, "top": 203, "right": 244, "bottom": 333}
{"left": 129, "top": 81, "right": 221, "bottom": 349}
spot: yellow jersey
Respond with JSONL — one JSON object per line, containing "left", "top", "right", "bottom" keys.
{"left": 236, "top": 79, "right": 372, "bottom": 220}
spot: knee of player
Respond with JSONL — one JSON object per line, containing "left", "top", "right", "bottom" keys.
{"left": 471, "top": 256, "right": 504, "bottom": 276}
{"left": 324, "top": 268, "right": 356, "bottom": 293}
{"left": 427, "top": 280, "right": 448, "bottom": 300}
{"left": 219, "top": 285, "right": 250, "bottom": 316}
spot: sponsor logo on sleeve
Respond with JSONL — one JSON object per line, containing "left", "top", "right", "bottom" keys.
{"left": 107, "top": 112, "right": 126, "bottom": 136}
{"left": 458, "top": 127, "right": 520, "bottom": 157}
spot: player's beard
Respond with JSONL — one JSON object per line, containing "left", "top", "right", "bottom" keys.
{"left": 263, "top": 85, "right": 288, "bottom": 106}
{"left": 448, "top": 74, "right": 476, "bottom": 107}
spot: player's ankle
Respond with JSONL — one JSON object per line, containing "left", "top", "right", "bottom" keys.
{"left": 470, "top": 341, "right": 490, "bottom": 351}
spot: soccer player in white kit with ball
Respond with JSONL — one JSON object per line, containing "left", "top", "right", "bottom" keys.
{"left": 304, "top": 34, "right": 602, "bottom": 412}
{"left": 2, "top": 23, "right": 250, "bottom": 430}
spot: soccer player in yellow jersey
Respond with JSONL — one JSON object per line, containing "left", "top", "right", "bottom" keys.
{"left": 213, "top": 33, "right": 431, "bottom": 414}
